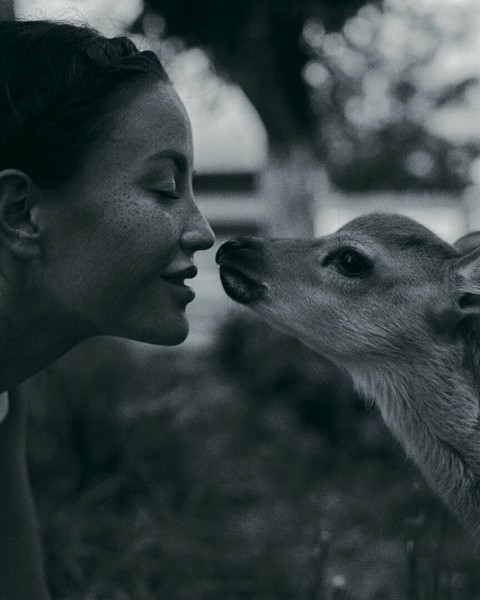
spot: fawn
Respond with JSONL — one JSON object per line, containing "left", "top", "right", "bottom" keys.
{"left": 216, "top": 213, "right": 480, "bottom": 541}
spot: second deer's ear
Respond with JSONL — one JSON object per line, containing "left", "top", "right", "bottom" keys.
{"left": 453, "top": 246, "right": 480, "bottom": 314}
{"left": 0, "top": 169, "right": 41, "bottom": 258}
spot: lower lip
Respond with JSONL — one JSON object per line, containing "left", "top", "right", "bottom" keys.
{"left": 163, "top": 279, "right": 196, "bottom": 302}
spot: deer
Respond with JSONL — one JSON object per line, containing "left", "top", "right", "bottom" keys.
{"left": 215, "top": 212, "right": 480, "bottom": 542}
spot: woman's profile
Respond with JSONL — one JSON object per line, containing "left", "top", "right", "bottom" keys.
{"left": 0, "top": 19, "right": 214, "bottom": 599}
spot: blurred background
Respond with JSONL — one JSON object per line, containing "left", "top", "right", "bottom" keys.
{"left": 3, "top": 0, "right": 480, "bottom": 597}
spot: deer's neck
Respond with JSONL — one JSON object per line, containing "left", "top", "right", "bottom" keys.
{"left": 349, "top": 344, "right": 480, "bottom": 539}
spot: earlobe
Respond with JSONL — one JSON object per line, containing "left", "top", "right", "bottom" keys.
{"left": 0, "top": 169, "right": 41, "bottom": 258}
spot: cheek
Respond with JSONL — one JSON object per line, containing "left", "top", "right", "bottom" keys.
{"left": 253, "top": 283, "right": 372, "bottom": 358}
{"left": 97, "top": 197, "right": 178, "bottom": 273}
{"left": 253, "top": 284, "right": 330, "bottom": 347}
{"left": 57, "top": 203, "right": 179, "bottom": 309}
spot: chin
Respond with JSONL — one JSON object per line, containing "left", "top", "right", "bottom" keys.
{"left": 158, "top": 327, "right": 189, "bottom": 346}
{"left": 137, "top": 324, "right": 190, "bottom": 346}
{"left": 114, "top": 315, "right": 190, "bottom": 347}
{"left": 129, "top": 332, "right": 189, "bottom": 346}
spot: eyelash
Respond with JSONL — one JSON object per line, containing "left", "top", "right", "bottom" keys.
{"left": 154, "top": 189, "right": 181, "bottom": 200}
{"left": 150, "top": 172, "right": 188, "bottom": 201}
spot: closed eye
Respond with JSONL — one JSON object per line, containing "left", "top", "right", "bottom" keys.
{"left": 154, "top": 189, "right": 181, "bottom": 200}
{"left": 151, "top": 178, "right": 181, "bottom": 199}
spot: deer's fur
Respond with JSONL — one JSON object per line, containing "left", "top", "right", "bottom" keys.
{"left": 216, "top": 213, "right": 480, "bottom": 542}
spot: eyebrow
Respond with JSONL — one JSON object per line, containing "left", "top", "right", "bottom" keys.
{"left": 144, "top": 150, "right": 191, "bottom": 173}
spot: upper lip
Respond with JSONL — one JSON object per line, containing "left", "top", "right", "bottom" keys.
{"left": 162, "top": 265, "right": 198, "bottom": 282}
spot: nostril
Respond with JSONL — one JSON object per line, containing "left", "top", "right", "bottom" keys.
{"left": 225, "top": 237, "right": 262, "bottom": 251}
{"left": 215, "top": 237, "right": 264, "bottom": 264}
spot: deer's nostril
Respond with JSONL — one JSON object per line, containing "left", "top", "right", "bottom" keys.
{"left": 215, "top": 237, "right": 264, "bottom": 264}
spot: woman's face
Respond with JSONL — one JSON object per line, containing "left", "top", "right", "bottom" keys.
{"left": 36, "top": 81, "right": 215, "bottom": 345}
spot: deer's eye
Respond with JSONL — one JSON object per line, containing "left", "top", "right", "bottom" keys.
{"left": 336, "top": 248, "right": 371, "bottom": 277}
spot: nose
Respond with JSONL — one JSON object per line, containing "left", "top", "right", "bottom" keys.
{"left": 180, "top": 203, "right": 215, "bottom": 252}
{"left": 215, "top": 236, "right": 264, "bottom": 266}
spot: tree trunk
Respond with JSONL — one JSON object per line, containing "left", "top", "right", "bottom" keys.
{"left": 0, "top": 0, "right": 14, "bottom": 20}
{"left": 262, "top": 142, "right": 321, "bottom": 238}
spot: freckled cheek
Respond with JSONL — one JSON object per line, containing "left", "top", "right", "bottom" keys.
{"left": 69, "top": 185, "right": 182, "bottom": 277}
{"left": 119, "top": 213, "right": 180, "bottom": 276}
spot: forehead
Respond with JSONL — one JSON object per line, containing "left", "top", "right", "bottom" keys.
{"left": 91, "top": 81, "right": 193, "bottom": 172}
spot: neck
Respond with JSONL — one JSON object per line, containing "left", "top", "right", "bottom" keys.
{"left": 348, "top": 342, "right": 480, "bottom": 542}
{"left": 0, "top": 284, "right": 87, "bottom": 392}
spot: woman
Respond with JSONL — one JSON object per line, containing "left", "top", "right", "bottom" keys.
{"left": 0, "top": 19, "right": 215, "bottom": 599}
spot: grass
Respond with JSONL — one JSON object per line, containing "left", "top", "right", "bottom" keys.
{"left": 23, "top": 316, "right": 480, "bottom": 599}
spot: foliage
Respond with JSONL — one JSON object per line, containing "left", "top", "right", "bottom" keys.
{"left": 134, "top": 0, "right": 480, "bottom": 193}
{"left": 132, "top": 0, "right": 381, "bottom": 146}
{"left": 302, "top": 1, "right": 480, "bottom": 190}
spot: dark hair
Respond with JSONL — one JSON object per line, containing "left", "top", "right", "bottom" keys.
{"left": 0, "top": 20, "right": 169, "bottom": 184}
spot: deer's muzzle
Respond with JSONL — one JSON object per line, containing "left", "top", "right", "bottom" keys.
{"left": 216, "top": 237, "right": 267, "bottom": 304}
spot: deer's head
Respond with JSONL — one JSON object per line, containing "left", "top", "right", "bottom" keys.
{"left": 216, "top": 214, "right": 480, "bottom": 369}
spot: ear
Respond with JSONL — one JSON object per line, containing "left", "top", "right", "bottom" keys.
{"left": 453, "top": 246, "right": 480, "bottom": 314}
{"left": 0, "top": 169, "right": 41, "bottom": 258}
{"left": 454, "top": 231, "right": 480, "bottom": 255}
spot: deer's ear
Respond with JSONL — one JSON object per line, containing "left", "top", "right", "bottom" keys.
{"left": 454, "top": 246, "right": 480, "bottom": 314}
{"left": 454, "top": 231, "right": 480, "bottom": 254}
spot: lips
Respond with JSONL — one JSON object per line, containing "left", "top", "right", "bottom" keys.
{"left": 162, "top": 265, "right": 197, "bottom": 303}
{"left": 162, "top": 265, "right": 198, "bottom": 284}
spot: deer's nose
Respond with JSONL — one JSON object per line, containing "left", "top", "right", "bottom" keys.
{"left": 215, "top": 237, "right": 264, "bottom": 266}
